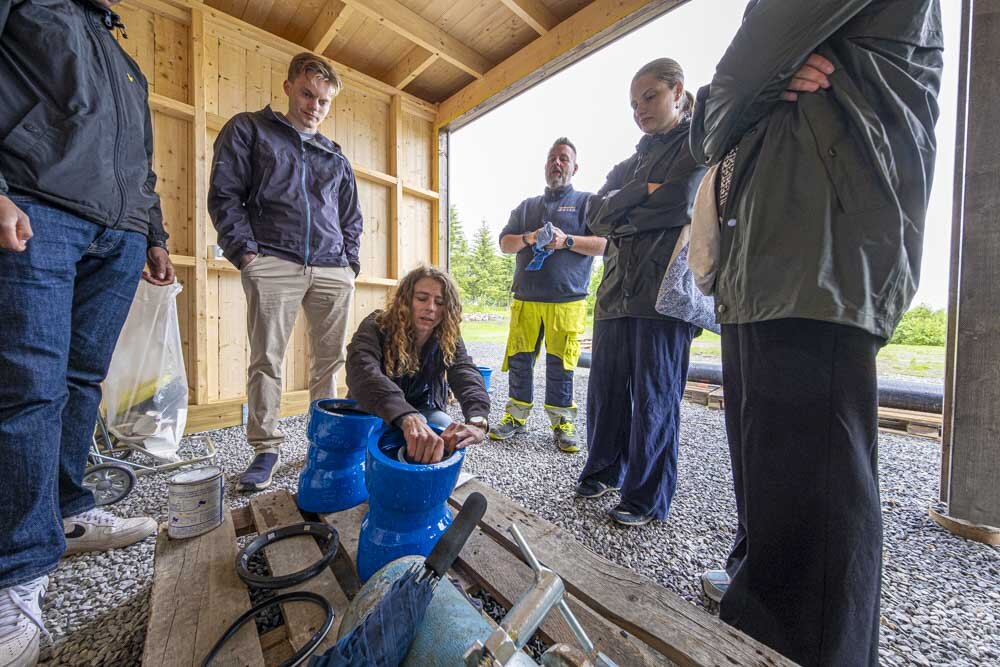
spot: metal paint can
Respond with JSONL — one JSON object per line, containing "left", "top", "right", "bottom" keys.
{"left": 167, "top": 466, "right": 224, "bottom": 539}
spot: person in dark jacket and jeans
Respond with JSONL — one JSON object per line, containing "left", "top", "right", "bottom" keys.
{"left": 346, "top": 266, "right": 489, "bottom": 464}
{"left": 0, "top": 1, "right": 177, "bottom": 664}
{"left": 576, "top": 58, "right": 705, "bottom": 527}
{"left": 209, "top": 53, "right": 363, "bottom": 491}
{"left": 690, "top": 2, "right": 943, "bottom": 664}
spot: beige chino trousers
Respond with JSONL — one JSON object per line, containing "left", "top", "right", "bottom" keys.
{"left": 241, "top": 255, "right": 354, "bottom": 454}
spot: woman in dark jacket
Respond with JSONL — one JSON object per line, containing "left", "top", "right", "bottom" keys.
{"left": 346, "top": 266, "right": 490, "bottom": 464}
{"left": 577, "top": 58, "right": 706, "bottom": 526}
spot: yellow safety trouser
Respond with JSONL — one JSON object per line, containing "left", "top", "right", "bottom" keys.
{"left": 502, "top": 299, "right": 587, "bottom": 372}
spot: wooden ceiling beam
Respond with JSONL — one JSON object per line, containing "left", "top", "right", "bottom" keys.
{"left": 304, "top": 1, "right": 355, "bottom": 53}
{"left": 499, "top": 0, "right": 558, "bottom": 36}
{"left": 437, "top": 0, "right": 689, "bottom": 129}
{"left": 382, "top": 46, "right": 437, "bottom": 89}
{"left": 340, "top": 0, "right": 493, "bottom": 79}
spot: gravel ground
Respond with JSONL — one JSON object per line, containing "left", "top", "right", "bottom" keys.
{"left": 38, "top": 341, "right": 998, "bottom": 666}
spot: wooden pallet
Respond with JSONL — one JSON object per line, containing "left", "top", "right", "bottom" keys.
{"left": 143, "top": 482, "right": 794, "bottom": 667}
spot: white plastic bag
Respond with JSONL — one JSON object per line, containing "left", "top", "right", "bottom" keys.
{"left": 103, "top": 281, "right": 188, "bottom": 463}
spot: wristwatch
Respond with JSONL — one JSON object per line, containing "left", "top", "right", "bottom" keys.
{"left": 467, "top": 416, "right": 488, "bottom": 431}
{"left": 565, "top": 235, "right": 575, "bottom": 249}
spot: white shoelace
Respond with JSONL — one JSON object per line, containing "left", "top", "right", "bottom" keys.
{"left": 0, "top": 578, "right": 48, "bottom": 642}
{"left": 69, "top": 508, "right": 117, "bottom": 527}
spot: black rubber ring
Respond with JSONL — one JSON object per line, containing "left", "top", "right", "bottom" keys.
{"left": 236, "top": 522, "right": 339, "bottom": 589}
{"left": 201, "top": 591, "right": 334, "bottom": 667}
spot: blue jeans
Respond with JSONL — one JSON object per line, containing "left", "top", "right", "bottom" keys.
{"left": 0, "top": 197, "right": 146, "bottom": 588}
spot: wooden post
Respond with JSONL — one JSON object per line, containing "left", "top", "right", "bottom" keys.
{"left": 431, "top": 126, "right": 448, "bottom": 268}
{"left": 941, "top": 0, "right": 1000, "bottom": 532}
{"left": 190, "top": 6, "right": 211, "bottom": 405}
{"left": 388, "top": 94, "right": 404, "bottom": 278}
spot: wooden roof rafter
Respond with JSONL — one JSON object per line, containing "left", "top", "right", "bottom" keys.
{"left": 340, "top": 0, "right": 494, "bottom": 79}
{"left": 304, "top": 0, "right": 355, "bottom": 53}
{"left": 499, "top": 0, "right": 558, "bottom": 35}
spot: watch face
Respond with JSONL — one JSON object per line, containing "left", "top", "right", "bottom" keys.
{"left": 565, "top": 236, "right": 575, "bottom": 247}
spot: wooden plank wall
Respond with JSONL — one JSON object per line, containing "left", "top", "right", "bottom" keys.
{"left": 115, "top": 0, "right": 440, "bottom": 430}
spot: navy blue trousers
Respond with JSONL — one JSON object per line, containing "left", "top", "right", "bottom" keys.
{"left": 580, "top": 317, "right": 696, "bottom": 520}
{"left": 720, "top": 319, "right": 882, "bottom": 667}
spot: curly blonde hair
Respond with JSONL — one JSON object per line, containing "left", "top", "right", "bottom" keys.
{"left": 377, "top": 266, "right": 463, "bottom": 377}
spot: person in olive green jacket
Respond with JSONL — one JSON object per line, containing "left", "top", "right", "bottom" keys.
{"left": 690, "top": 1, "right": 943, "bottom": 666}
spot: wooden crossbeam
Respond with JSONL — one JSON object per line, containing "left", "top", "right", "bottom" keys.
{"left": 341, "top": 0, "right": 493, "bottom": 78}
{"left": 382, "top": 45, "right": 437, "bottom": 89}
{"left": 437, "top": 0, "right": 689, "bottom": 129}
{"left": 304, "top": 1, "right": 355, "bottom": 53}
{"left": 499, "top": 0, "right": 557, "bottom": 35}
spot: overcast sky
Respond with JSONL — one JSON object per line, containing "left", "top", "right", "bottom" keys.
{"left": 451, "top": 1, "right": 961, "bottom": 309}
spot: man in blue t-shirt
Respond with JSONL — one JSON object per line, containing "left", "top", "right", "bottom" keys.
{"left": 489, "top": 138, "right": 606, "bottom": 452}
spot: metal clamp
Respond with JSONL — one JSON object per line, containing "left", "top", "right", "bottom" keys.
{"left": 464, "top": 524, "right": 618, "bottom": 667}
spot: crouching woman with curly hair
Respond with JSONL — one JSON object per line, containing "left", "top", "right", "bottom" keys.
{"left": 346, "top": 266, "right": 490, "bottom": 464}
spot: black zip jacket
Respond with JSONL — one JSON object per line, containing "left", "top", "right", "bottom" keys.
{"left": 0, "top": 0, "right": 167, "bottom": 246}
{"left": 588, "top": 119, "right": 706, "bottom": 320}
{"left": 208, "top": 107, "right": 363, "bottom": 270}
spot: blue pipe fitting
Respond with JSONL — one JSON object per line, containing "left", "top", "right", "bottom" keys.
{"left": 477, "top": 365, "right": 493, "bottom": 392}
{"left": 356, "top": 424, "right": 465, "bottom": 581}
{"left": 297, "top": 399, "right": 383, "bottom": 513}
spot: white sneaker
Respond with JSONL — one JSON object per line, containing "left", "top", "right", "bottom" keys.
{"left": 62, "top": 508, "right": 157, "bottom": 556}
{"left": 0, "top": 576, "right": 48, "bottom": 667}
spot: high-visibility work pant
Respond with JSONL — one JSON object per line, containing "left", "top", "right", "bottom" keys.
{"left": 501, "top": 299, "right": 586, "bottom": 420}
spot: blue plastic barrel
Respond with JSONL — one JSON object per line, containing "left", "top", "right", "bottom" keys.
{"left": 477, "top": 365, "right": 492, "bottom": 392}
{"left": 296, "top": 399, "right": 383, "bottom": 513}
{"left": 356, "top": 424, "right": 465, "bottom": 581}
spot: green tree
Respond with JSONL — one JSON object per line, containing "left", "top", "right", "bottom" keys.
{"left": 466, "top": 220, "right": 510, "bottom": 307}
{"left": 448, "top": 206, "right": 471, "bottom": 299}
{"left": 889, "top": 305, "right": 947, "bottom": 346}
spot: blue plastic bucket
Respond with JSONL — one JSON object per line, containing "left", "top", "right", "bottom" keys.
{"left": 477, "top": 365, "right": 492, "bottom": 392}
{"left": 356, "top": 423, "right": 465, "bottom": 581}
{"left": 296, "top": 399, "right": 383, "bottom": 513}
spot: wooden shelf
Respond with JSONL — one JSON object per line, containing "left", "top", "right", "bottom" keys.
{"left": 402, "top": 183, "right": 439, "bottom": 201}
{"left": 149, "top": 93, "right": 195, "bottom": 121}
{"left": 169, "top": 253, "right": 197, "bottom": 267}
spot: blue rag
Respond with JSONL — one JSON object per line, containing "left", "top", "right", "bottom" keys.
{"left": 525, "top": 222, "right": 554, "bottom": 271}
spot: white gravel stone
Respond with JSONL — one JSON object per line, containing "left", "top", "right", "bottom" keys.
{"left": 35, "top": 341, "right": 1000, "bottom": 665}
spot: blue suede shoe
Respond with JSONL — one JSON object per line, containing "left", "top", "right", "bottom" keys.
{"left": 238, "top": 453, "right": 280, "bottom": 492}
{"left": 608, "top": 504, "right": 653, "bottom": 526}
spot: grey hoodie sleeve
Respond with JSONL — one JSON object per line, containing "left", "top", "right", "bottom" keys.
{"left": 692, "top": 0, "right": 873, "bottom": 165}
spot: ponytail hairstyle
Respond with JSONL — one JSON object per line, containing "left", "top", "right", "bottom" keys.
{"left": 632, "top": 58, "right": 694, "bottom": 115}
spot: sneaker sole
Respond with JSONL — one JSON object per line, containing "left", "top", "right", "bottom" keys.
{"left": 558, "top": 444, "right": 581, "bottom": 453}
{"left": 609, "top": 513, "right": 654, "bottom": 527}
{"left": 575, "top": 485, "right": 620, "bottom": 499}
{"left": 487, "top": 429, "right": 525, "bottom": 441}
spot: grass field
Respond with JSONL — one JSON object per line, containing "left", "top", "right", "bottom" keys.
{"left": 462, "top": 318, "right": 945, "bottom": 381}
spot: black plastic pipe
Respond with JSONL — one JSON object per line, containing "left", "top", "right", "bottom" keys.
{"left": 576, "top": 353, "right": 943, "bottom": 414}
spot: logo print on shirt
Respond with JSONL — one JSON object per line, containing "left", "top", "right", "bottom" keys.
{"left": 557, "top": 206, "right": 577, "bottom": 212}
{"left": 127, "top": 72, "right": 135, "bottom": 83}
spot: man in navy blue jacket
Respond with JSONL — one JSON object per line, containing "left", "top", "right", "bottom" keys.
{"left": 209, "top": 53, "right": 363, "bottom": 491}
